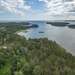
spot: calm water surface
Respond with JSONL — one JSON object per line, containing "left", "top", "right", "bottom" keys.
{"left": 18, "top": 21, "right": 75, "bottom": 55}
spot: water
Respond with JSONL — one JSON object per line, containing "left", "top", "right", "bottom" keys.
{"left": 18, "top": 21, "right": 75, "bottom": 55}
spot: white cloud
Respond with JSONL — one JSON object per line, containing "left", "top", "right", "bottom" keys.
{"left": 0, "top": 0, "right": 31, "bottom": 16}
{"left": 39, "top": 0, "right": 75, "bottom": 16}
{"left": 39, "top": 0, "right": 64, "bottom": 18}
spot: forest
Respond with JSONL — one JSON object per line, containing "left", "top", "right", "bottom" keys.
{"left": 0, "top": 23, "right": 75, "bottom": 75}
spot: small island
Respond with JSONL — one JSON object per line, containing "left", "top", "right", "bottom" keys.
{"left": 39, "top": 31, "right": 44, "bottom": 33}
{"left": 68, "top": 24, "right": 75, "bottom": 29}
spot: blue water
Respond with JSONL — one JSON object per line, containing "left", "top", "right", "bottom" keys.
{"left": 18, "top": 21, "right": 75, "bottom": 55}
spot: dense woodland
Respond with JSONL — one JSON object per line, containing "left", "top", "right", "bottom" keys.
{"left": 0, "top": 22, "right": 75, "bottom": 75}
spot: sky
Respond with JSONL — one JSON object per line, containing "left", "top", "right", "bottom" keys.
{"left": 0, "top": 0, "right": 75, "bottom": 21}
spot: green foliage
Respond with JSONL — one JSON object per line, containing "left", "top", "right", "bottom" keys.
{"left": 0, "top": 23, "right": 75, "bottom": 75}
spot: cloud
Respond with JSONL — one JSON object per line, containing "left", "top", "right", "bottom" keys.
{"left": 0, "top": 0, "right": 31, "bottom": 16}
{"left": 39, "top": 0, "right": 75, "bottom": 16}
{"left": 39, "top": 0, "right": 64, "bottom": 16}
{"left": 64, "top": 0, "right": 74, "bottom": 2}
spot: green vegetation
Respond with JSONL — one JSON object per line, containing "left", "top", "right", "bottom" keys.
{"left": 0, "top": 22, "right": 75, "bottom": 75}
{"left": 46, "top": 22, "right": 69, "bottom": 27}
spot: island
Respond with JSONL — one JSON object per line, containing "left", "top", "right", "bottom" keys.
{"left": 47, "top": 22, "right": 69, "bottom": 27}
{"left": 68, "top": 24, "right": 75, "bottom": 29}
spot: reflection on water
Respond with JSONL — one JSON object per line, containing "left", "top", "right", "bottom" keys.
{"left": 18, "top": 21, "right": 75, "bottom": 55}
